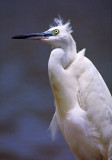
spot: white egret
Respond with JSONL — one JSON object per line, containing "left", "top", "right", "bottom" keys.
{"left": 12, "top": 18, "right": 112, "bottom": 160}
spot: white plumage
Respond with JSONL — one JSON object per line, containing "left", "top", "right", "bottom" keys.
{"left": 12, "top": 18, "right": 112, "bottom": 160}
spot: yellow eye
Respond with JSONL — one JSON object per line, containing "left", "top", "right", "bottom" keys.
{"left": 53, "top": 29, "right": 59, "bottom": 35}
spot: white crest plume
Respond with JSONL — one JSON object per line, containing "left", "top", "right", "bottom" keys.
{"left": 50, "top": 17, "right": 73, "bottom": 34}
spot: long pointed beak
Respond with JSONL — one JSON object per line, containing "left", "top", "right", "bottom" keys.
{"left": 11, "top": 32, "right": 53, "bottom": 40}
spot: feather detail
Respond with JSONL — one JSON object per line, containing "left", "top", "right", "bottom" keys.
{"left": 50, "top": 16, "right": 73, "bottom": 34}
{"left": 49, "top": 112, "right": 58, "bottom": 140}
{"left": 78, "top": 48, "right": 86, "bottom": 56}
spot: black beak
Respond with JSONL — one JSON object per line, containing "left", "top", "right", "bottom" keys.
{"left": 11, "top": 32, "right": 53, "bottom": 40}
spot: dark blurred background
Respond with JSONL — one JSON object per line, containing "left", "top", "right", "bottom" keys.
{"left": 0, "top": 0, "right": 112, "bottom": 160}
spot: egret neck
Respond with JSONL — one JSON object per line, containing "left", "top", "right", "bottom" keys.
{"left": 48, "top": 34, "right": 77, "bottom": 116}
{"left": 49, "top": 34, "right": 77, "bottom": 69}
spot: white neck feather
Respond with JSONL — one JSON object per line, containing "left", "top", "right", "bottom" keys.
{"left": 49, "top": 34, "right": 77, "bottom": 69}
{"left": 48, "top": 35, "right": 77, "bottom": 116}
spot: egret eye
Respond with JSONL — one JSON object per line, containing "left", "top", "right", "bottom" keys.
{"left": 53, "top": 29, "right": 59, "bottom": 35}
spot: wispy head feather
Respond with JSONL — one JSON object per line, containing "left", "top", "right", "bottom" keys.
{"left": 50, "top": 16, "right": 73, "bottom": 34}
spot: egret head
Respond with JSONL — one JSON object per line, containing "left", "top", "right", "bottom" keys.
{"left": 12, "top": 18, "right": 73, "bottom": 48}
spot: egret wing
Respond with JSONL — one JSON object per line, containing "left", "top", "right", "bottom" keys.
{"left": 75, "top": 52, "right": 112, "bottom": 141}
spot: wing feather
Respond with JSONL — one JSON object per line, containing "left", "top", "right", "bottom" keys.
{"left": 75, "top": 52, "right": 112, "bottom": 142}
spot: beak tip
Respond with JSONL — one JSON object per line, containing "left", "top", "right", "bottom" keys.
{"left": 11, "top": 36, "right": 16, "bottom": 39}
{"left": 11, "top": 35, "right": 28, "bottom": 39}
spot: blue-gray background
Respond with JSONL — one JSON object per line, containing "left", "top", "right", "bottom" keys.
{"left": 0, "top": 0, "right": 112, "bottom": 160}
